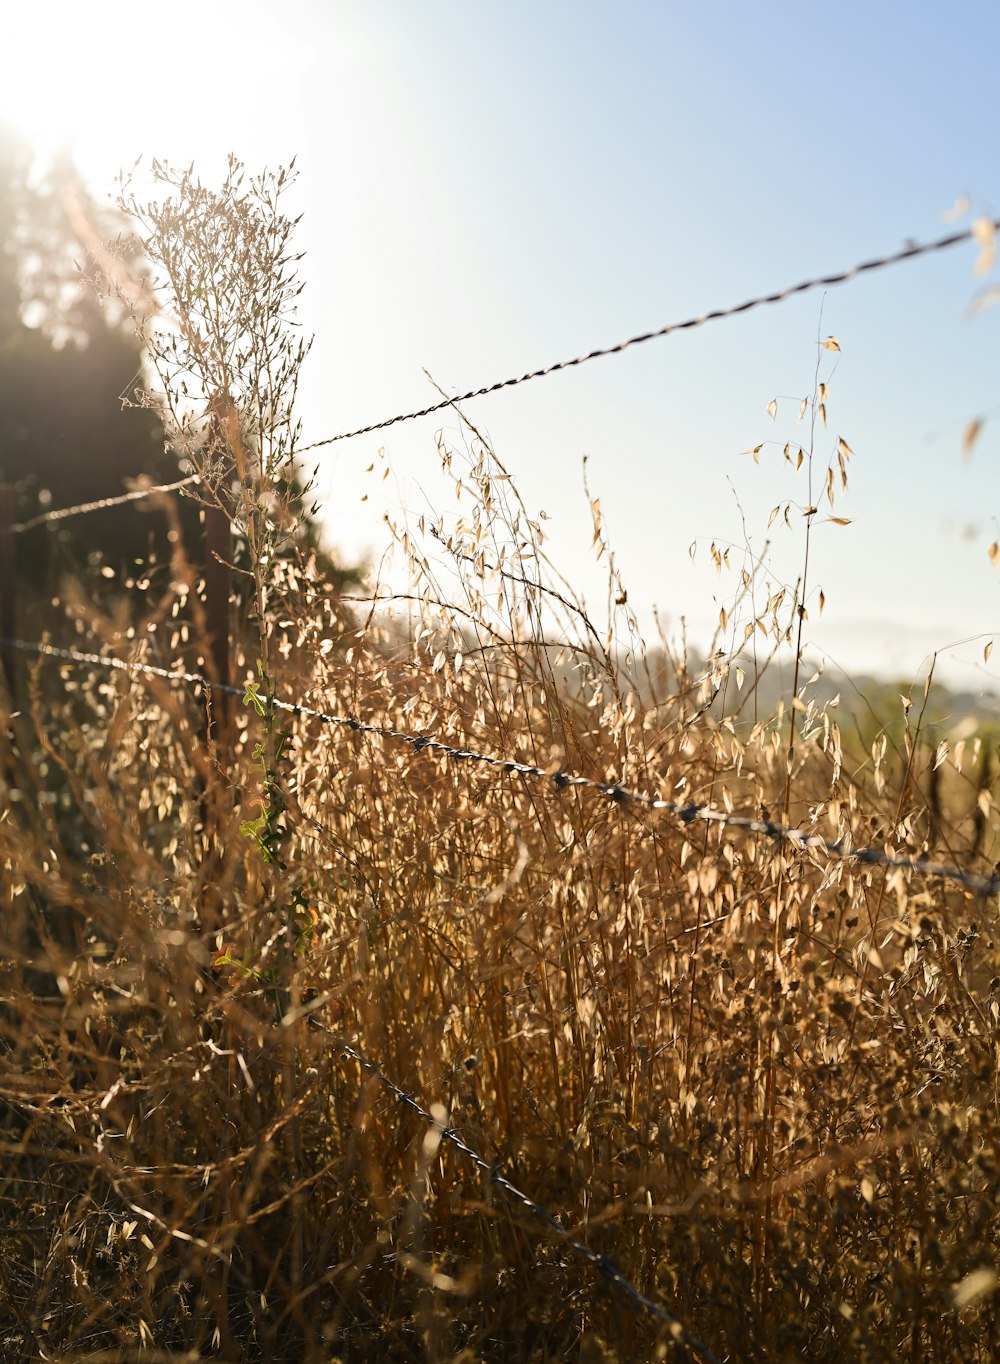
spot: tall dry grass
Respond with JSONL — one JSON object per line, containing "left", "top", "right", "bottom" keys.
{"left": 1, "top": 162, "right": 999, "bottom": 1363}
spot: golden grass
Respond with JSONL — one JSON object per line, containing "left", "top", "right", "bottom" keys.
{"left": 3, "top": 157, "right": 998, "bottom": 1361}
{"left": 2, "top": 417, "right": 999, "bottom": 1363}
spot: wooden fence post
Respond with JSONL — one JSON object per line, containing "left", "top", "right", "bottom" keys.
{"left": 0, "top": 485, "right": 15, "bottom": 704}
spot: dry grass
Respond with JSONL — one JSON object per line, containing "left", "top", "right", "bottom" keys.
{"left": 2, "top": 160, "right": 999, "bottom": 1362}
{"left": 2, "top": 417, "right": 1000, "bottom": 1363}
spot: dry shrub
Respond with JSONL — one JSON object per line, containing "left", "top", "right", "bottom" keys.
{"left": 1, "top": 169, "right": 998, "bottom": 1364}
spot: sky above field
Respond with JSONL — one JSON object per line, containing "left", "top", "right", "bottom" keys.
{"left": 3, "top": 0, "right": 999, "bottom": 690}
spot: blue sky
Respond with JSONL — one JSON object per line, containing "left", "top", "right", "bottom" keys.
{"left": 3, "top": 0, "right": 998, "bottom": 686}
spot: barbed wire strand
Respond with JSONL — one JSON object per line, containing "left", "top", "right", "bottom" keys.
{"left": 298, "top": 219, "right": 999, "bottom": 450}
{"left": 1, "top": 473, "right": 202, "bottom": 535}
{"left": 5, "top": 634, "right": 999, "bottom": 897}
{"left": 304, "top": 1021, "right": 721, "bottom": 1360}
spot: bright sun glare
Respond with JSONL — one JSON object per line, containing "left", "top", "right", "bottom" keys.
{"left": 1, "top": 4, "right": 262, "bottom": 189}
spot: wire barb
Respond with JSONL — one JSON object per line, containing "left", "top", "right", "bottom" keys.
{"left": 298, "top": 220, "right": 997, "bottom": 450}
{"left": 4, "top": 633, "right": 999, "bottom": 897}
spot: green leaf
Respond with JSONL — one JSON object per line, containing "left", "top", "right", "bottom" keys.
{"left": 243, "top": 680, "right": 267, "bottom": 717}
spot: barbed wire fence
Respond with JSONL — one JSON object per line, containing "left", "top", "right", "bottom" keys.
{"left": 2, "top": 217, "right": 998, "bottom": 1353}
{"left": 298, "top": 218, "right": 999, "bottom": 449}
{"left": 3, "top": 216, "right": 995, "bottom": 698}
{"left": 5, "top": 634, "right": 999, "bottom": 899}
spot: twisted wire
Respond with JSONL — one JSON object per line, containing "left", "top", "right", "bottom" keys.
{"left": 1, "top": 473, "right": 201, "bottom": 535}
{"left": 309, "top": 1019, "right": 722, "bottom": 1361}
{"left": 299, "top": 220, "right": 998, "bottom": 449}
{"left": 5, "top": 634, "right": 999, "bottom": 897}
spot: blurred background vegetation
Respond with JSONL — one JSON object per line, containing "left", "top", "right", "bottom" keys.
{"left": 0, "top": 125, "right": 196, "bottom": 588}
